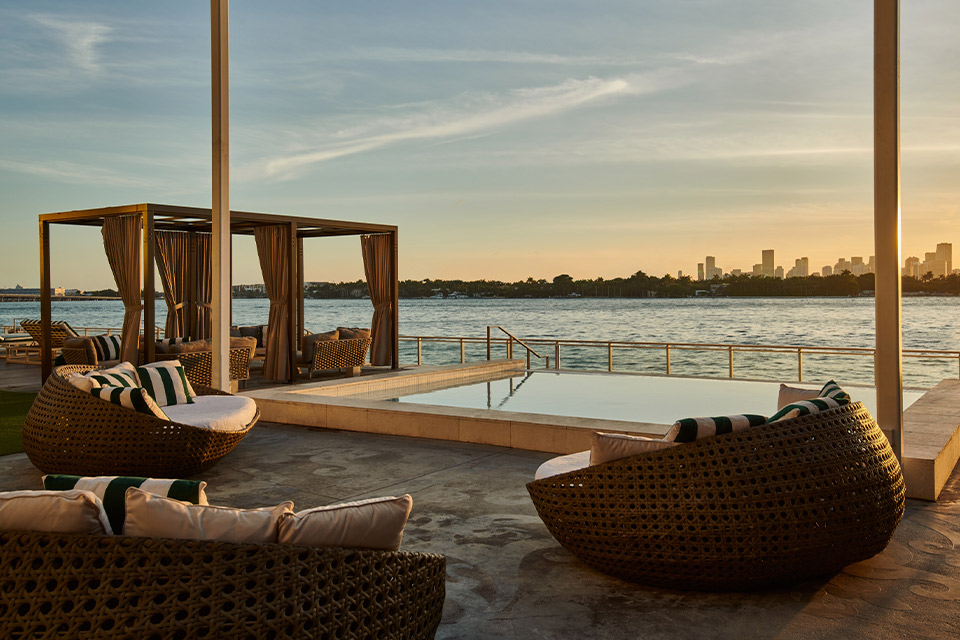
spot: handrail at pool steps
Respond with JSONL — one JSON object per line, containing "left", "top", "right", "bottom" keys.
{"left": 395, "top": 332, "right": 960, "bottom": 386}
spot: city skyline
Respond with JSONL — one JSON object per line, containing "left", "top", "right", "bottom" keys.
{"left": 1, "top": 2, "right": 958, "bottom": 289}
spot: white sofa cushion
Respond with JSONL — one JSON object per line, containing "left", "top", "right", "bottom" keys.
{"left": 590, "top": 431, "right": 678, "bottom": 465}
{"left": 123, "top": 487, "right": 292, "bottom": 543}
{"left": 162, "top": 395, "right": 257, "bottom": 432}
{"left": 0, "top": 489, "right": 112, "bottom": 535}
{"left": 278, "top": 495, "right": 413, "bottom": 551}
{"left": 777, "top": 384, "right": 820, "bottom": 410}
{"left": 534, "top": 451, "right": 591, "bottom": 481}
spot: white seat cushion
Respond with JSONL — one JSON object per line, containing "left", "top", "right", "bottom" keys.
{"left": 162, "top": 395, "right": 257, "bottom": 432}
{"left": 534, "top": 450, "right": 591, "bottom": 481}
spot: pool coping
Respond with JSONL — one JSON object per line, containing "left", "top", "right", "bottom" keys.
{"left": 242, "top": 360, "right": 960, "bottom": 501}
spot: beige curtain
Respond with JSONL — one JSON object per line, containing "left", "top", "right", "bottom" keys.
{"left": 194, "top": 232, "right": 212, "bottom": 340}
{"left": 361, "top": 234, "right": 394, "bottom": 366}
{"left": 101, "top": 215, "right": 141, "bottom": 363}
{"left": 255, "top": 225, "right": 290, "bottom": 380}
{"left": 154, "top": 231, "right": 188, "bottom": 339}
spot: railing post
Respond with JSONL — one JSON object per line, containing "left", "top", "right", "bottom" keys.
{"left": 507, "top": 337, "right": 513, "bottom": 360}
{"left": 555, "top": 342, "right": 560, "bottom": 369}
{"left": 486, "top": 326, "right": 491, "bottom": 360}
{"left": 417, "top": 337, "right": 422, "bottom": 366}
{"left": 728, "top": 346, "right": 734, "bottom": 378}
{"left": 544, "top": 356, "right": 550, "bottom": 369}
{"left": 607, "top": 342, "right": 613, "bottom": 372}
{"left": 460, "top": 338, "right": 465, "bottom": 364}
{"left": 666, "top": 344, "right": 671, "bottom": 375}
{"left": 798, "top": 348, "right": 803, "bottom": 382}
{"left": 526, "top": 350, "right": 531, "bottom": 369}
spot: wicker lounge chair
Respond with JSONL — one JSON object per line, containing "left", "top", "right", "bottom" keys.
{"left": 0, "top": 530, "right": 445, "bottom": 640}
{"left": 526, "top": 402, "right": 905, "bottom": 591}
{"left": 302, "top": 336, "right": 372, "bottom": 378}
{"left": 157, "top": 346, "right": 253, "bottom": 388}
{"left": 5, "top": 319, "right": 79, "bottom": 364}
{"left": 22, "top": 365, "right": 257, "bottom": 477}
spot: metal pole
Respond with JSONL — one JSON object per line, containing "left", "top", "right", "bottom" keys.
{"left": 417, "top": 337, "right": 422, "bottom": 365}
{"left": 210, "top": 0, "right": 230, "bottom": 391}
{"left": 555, "top": 343, "right": 560, "bottom": 369}
{"left": 608, "top": 343, "right": 613, "bottom": 372}
{"left": 460, "top": 338, "right": 465, "bottom": 363}
{"left": 874, "top": 0, "right": 903, "bottom": 460}
{"left": 507, "top": 337, "right": 513, "bottom": 360}
{"left": 798, "top": 349, "right": 803, "bottom": 382}
{"left": 39, "top": 220, "right": 51, "bottom": 381}
{"left": 728, "top": 346, "right": 734, "bottom": 378}
{"left": 665, "top": 345, "right": 671, "bottom": 375}
{"left": 486, "top": 326, "right": 491, "bottom": 360}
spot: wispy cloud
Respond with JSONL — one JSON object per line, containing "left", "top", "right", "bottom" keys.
{"left": 0, "top": 158, "right": 156, "bottom": 187}
{"left": 262, "top": 74, "right": 674, "bottom": 177}
{"left": 28, "top": 14, "right": 112, "bottom": 75}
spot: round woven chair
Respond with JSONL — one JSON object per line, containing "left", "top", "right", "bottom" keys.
{"left": 526, "top": 402, "right": 905, "bottom": 591}
{"left": 0, "top": 530, "right": 445, "bottom": 640}
{"left": 23, "top": 365, "right": 258, "bottom": 477}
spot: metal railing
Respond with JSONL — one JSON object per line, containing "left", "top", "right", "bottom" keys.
{"left": 3, "top": 319, "right": 162, "bottom": 339}
{"left": 396, "top": 332, "right": 960, "bottom": 386}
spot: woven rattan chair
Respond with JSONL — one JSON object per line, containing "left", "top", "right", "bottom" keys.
{"left": 305, "top": 337, "right": 372, "bottom": 378}
{"left": 23, "top": 365, "right": 257, "bottom": 477}
{"left": 527, "top": 402, "right": 905, "bottom": 591}
{"left": 157, "top": 346, "right": 252, "bottom": 388}
{"left": 0, "top": 530, "right": 445, "bottom": 640}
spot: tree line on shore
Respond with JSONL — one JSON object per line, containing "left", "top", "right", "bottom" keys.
{"left": 83, "top": 271, "right": 960, "bottom": 301}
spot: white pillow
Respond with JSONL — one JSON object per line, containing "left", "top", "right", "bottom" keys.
{"left": 83, "top": 361, "right": 139, "bottom": 389}
{"left": 122, "top": 487, "right": 292, "bottom": 543}
{"left": 0, "top": 489, "right": 112, "bottom": 535}
{"left": 590, "top": 432, "right": 678, "bottom": 465}
{"left": 277, "top": 495, "right": 413, "bottom": 551}
{"left": 66, "top": 372, "right": 98, "bottom": 393}
{"left": 777, "top": 384, "right": 820, "bottom": 410}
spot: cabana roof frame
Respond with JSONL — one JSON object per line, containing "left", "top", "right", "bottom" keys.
{"left": 38, "top": 203, "right": 400, "bottom": 383}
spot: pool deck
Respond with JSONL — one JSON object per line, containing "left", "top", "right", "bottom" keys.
{"left": 245, "top": 360, "right": 960, "bottom": 501}
{"left": 4, "top": 421, "right": 960, "bottom": 639}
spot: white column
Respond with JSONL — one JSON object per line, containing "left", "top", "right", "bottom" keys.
{"left": 874, "top": 0, "right": 903, "bottom": 459}
{"left": 211, "top": 0, "right": 230, "bottom": 391}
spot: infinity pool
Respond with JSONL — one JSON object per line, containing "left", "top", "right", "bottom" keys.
{"left": 357, "top": 371, "right": 921, "bottom": 424}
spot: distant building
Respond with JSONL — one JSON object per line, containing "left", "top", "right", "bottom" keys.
{"left": 903, "top": 256, "right": 920, "bottom": 278}
{"left": 677, "top": 270, "right": 683, "bottom": 279}
{"left": 774, "top": 266, "right": 784, "bottom": 279}
{"left": 788, "top": 257, "right": 809, "bottom": 278}
{"left": 921, "top": 251, "right": 947, "bottom": 278}
{"left": 762, "top": 250, "right": 775, "bottom": 277}
{"left": 822, "top": 265, "right": 833, "bottom": 277}
{"left": 835, "top": 257, "right": 850, "bottom": 274}
{"left": 752, "top": 263, "right": 763, "bottom": 276}
{"left": 705, "top": 256, "right": 721, "bottom": 279}
{"left": 697, "top": 263, "right": 704, "bottom": 281}
{"left": 730, "top": 269, "right": 742, "bottom": 277}
{"left": 937, "top": 243, "right": 953, "bottom": 274}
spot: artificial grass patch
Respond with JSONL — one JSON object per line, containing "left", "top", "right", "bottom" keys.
{"left": 0, "top": 390, "right": 35, "bottom": 456}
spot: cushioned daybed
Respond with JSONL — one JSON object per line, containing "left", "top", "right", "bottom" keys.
{"left": 0, "top": 530, "right": 445, "bottom": 639}
{"left": 23, "top": 365, "right": 258, "bottom": 477}
{"left": 527, "top": 402, "right": 905, "bottom": 591}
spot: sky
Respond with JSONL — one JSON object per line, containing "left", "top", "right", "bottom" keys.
{"left": 1, "top": 0, "right": 958, "bottom": 290}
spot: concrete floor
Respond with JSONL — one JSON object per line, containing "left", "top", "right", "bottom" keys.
{"left": 2, "top": 422, "right": 959, "bottom": 639}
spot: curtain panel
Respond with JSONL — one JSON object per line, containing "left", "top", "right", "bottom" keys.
{"left": 154, "top": 231, "right": 188, "bottom": 339}
{"left": 101, "top": 215, "right": 141, "bottom": 364}
{"left": 254, "top": 225, "right": 290, "bottom": 380}
{"left": 361, "top": 233, "right": 393, "bottom": 366}
{"left": 194, "top": 232, "right": 213, "bottom": 340}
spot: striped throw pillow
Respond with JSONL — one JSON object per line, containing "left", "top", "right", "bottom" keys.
{"left": 90, "top": 385, "right": 169, "bottom": 420}
{"left": 819, "top": 380, "right": 851, "bottom": 404}
{"left": 157, "top": 337, "right": 185, "bottom": 347}
{"left": 767, "top": 397, "right": 845, "bottom": 423}
{"left": 42, "top": 475, "right": 208, "bottom": 536}
{"left": 664, "top": 414, "right": 767, "bottom": 443}
{"left": 136, "top": 361, "right": 195, "bottom": 406}
{"left": 88, "top": 370, "right": 138, "bottom": 388}
{"left": 92, "top": 334, "right": 122, "bottom": 361}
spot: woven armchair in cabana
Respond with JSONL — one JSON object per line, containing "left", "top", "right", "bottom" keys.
{"left": 22, "top": 365, "right": 257, "bottom": 477}
{"left": 0, "top": 530, "right": 446, "bottom": 640}
{"left": 305, "top": 337, "right": 372, "bottom": 378}
{"left": 157, "top": 346, "right": 253, "bottom": 388}
{"left": 526, "top": 402, "right": 905, "bottom": 591}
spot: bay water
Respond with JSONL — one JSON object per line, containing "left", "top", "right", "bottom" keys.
{"left": 3, "top": 297, "right": 958, "bottom": 388}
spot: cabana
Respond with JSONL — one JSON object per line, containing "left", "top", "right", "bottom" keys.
{"left": 37, "top": 203, "right": 399, "bottom": 383}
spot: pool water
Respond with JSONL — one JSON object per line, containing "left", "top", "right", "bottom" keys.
{"left": 367, "top": 371, "right": 921, "bottom": 424}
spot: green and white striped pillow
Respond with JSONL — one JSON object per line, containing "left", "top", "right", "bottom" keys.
{"left": 90, "top": 385, "right": 170, "bottom": 420}
{"left": 157, "top": 337, "right": 185, "bottom": 347}
{"left": 767, "top": 397, "right": 845, "bottom": 423}
{"left": 136, "top": 361, "right": 196, "bottom": 406}
{"left": 88, "top": 370, "right": 138, "bottom": 388}
{"left": 92, "top": 334, "right": 122, "bottom": 361}
{"left": 819, "top": 380, "right": 851, "bottom": 404}
{"left": 42, "top": 474, "right": 207, "bottom": 535}
{"left": 664, "top": 414, "right": 767, "bottom": 443}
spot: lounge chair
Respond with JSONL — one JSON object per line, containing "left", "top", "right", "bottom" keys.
{"left": 4, "top": 319, "right": 80, "bottom": 364}
{"left": 0, "top": 530, "right": 445, "bottom": 639}
{"left": 526, "top": 402, "right": 905, "bottom": 591}
{"left": 23, "top": 365, "right": 257, "bottom": 477}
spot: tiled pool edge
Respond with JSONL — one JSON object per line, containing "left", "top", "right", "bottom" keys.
{"left": 243, "top": 361, "right": 960, "bottom": 501}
